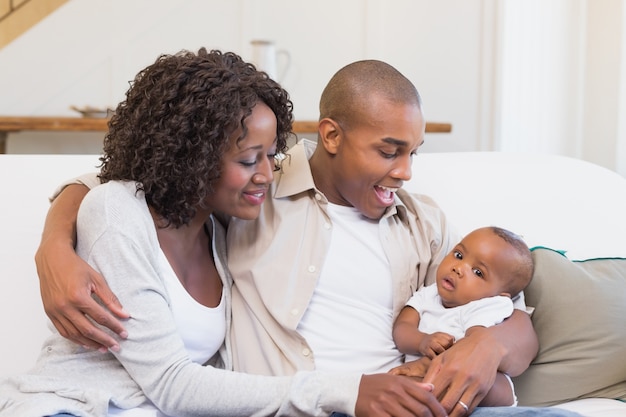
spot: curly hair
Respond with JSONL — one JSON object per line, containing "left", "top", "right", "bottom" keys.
{"left": 98, "top": 48, "right": 294, "bottom": 227}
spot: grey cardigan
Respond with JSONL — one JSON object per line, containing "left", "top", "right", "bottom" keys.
{"left": 0, "top": 180, "right": 359, "bottom": 417}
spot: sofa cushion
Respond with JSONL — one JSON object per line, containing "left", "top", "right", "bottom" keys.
{"left": 512, "top": 248, "right": 626, "bottom": 406}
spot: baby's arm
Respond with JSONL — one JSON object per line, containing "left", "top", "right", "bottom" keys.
{"left": 393, "top": 306, "right": 455, "bottom": 359}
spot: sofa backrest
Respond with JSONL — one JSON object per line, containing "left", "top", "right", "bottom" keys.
{"left": 0, "top": 154, "right": 102, "bottom": 378}
{"left": 404, "top": 151, "right": 626, "bottom": 260}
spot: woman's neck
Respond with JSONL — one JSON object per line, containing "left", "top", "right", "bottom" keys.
{"left": 150, "top": 208, "right": 222, "bottom": 307}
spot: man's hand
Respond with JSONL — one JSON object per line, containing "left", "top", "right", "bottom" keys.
{"left": 422, "top": 326, "right": 500, "bottom": 417}
{"left": 355, "top": 373, "right": 446, "bottom": 417}
{"left": 35, "top": 238, "right": 129, "bottom": 352}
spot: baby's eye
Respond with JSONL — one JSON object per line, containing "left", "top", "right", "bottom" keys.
{"left": 453, "top": 250, "right": 462, "bottom": 259}
{"left": 473, "top": 268, "right": 484, "bottom": 278}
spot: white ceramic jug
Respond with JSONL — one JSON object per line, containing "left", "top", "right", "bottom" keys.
{"left": 250, "top": 40, "right": 291, "bottom": 82}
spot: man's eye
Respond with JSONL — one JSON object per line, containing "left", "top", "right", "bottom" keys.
{"left": 380, "top": 151, "right": 396, "bottom": 159}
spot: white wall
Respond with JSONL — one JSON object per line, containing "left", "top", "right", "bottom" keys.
{"left": 0, "top": 0, "right": 625, "bottom": 176}
{"left": 0, "top": 0, "right": 493, "bottom": 155}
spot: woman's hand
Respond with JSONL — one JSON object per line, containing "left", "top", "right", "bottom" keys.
{"left": 355, "top": 373, "right": 446, "bottom": 417}
{"left": 388, "top": 356, "right": 432, "bottom": 379}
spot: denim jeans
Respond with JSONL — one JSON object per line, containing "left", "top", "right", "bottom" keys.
{"left": 331, "top": 406, "right": 583, "bottom": 416}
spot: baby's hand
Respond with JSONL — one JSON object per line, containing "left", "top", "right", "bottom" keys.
{"left": 418, "top": 332, "right": 454, "bottom": 359}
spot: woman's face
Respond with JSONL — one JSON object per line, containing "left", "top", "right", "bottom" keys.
{"left": 207, "top": 101, "right": 278, "bottom": 220}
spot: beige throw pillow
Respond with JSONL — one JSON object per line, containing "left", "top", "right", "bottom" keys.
{"left": 512, "top": 248, "right": 626, "bottom": 406}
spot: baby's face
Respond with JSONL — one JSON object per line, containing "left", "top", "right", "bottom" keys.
{"left": 436, "top": 228, "right": 515, "bottom": 308}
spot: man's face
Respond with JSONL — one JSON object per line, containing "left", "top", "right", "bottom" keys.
{"left": 327, "top": 97, "right": 425, "bottom": 220}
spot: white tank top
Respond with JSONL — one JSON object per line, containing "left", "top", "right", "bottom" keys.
{"left": 109, "top": 249, "right": 226, "bottom": 417}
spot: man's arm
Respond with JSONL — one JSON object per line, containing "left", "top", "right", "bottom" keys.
{"left": 479, "top": 373, "right": 515, "bottom": 407}
{"left": 35, "top": 184, "right": 129, "bottom": 351}
{"left": 423, "top": 310, "right": 537, "bottom": 416}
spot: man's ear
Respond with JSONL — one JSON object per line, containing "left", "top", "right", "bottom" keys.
{"left": 317, "top": 118, "right": 342, "bottom": 155}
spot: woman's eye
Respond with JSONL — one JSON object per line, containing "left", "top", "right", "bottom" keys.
{"left": 240, "top": 160, "right": 256, "bottom": 167}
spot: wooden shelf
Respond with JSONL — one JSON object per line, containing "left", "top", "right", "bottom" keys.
{"left": 0, "top": 116, "right": 452, "bottom": 153}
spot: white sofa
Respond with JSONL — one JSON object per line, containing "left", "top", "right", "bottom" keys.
{"left": 1, "top": 152, "right": 625, "bottom": 416}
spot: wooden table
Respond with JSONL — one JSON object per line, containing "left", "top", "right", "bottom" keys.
{"left": 0, "top": 116, "right": 452, "bottom": 153}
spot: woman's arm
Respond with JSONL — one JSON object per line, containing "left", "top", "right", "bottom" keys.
{"left": 35, "top": 183, "right": 128, "bottom": 351}
{"left": 423, "top": 310, "right": 537, "bottom": 416}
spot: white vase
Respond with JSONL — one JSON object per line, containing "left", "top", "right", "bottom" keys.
{"left": 250, "top": 40, "right": 291, "bottom": 82}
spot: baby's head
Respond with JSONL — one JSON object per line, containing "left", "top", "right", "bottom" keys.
{"left": 436, "top": 226, "right": 534, "bottom": 308}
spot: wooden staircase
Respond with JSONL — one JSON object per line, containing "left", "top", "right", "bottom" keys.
{"left": 0, "top": 0, "right": 68, "bottom": 49}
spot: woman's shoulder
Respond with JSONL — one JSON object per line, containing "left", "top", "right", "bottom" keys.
{"left": 82, "top": 180, "right": 144, "bottom": 210}
{"left": 79, "top": 180, "right": 151, "bottom": 232}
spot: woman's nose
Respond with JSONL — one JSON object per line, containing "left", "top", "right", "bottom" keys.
{"left": 253, "top": 156, "right": 275, "bottom": 185}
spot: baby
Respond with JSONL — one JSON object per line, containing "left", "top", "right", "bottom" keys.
{"left": 392, "top": 226, "right": 534, "bottom": 407}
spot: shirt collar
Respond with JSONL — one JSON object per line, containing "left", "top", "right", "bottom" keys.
{"left": 273, "top": 139, "right": 319, "bottom": 199}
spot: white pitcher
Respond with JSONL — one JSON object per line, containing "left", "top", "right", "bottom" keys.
{"left": 250, "top": 40, "right": 291, "bottom": 82}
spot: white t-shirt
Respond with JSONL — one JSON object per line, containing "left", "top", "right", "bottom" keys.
{"left": 297, "top": 202, "right": 403, "bottom": 373}
{"left": 405, "top": 284, "right": 514, "bottom": 342}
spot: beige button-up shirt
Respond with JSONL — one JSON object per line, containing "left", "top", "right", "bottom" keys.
{"left": 227, "top": 140, "right": 457, "bottom": 377}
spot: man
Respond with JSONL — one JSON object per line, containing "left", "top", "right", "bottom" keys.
{"left": 225, "top": 60, "right": 545, "bottom": 416}
{"left": 35, "top": 59, "right": 581, "bottom": 417}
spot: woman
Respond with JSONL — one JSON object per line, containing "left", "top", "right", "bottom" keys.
{"left": 0, "top": 48, "right": 386, "bottom": 417}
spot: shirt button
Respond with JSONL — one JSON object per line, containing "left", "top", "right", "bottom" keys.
{"left": 302, "top": 348, "right": 311, "bottom": 356}
{"left": 315, "top": 193, "right": 322, "bottom": 201}
{"left": 291, "top": 308, "right": 299, "bottom": 316}
{"left": 324, "top": 222, "right": 331, "bottom": 230}
{"left": 307, "top": 265, "right": 316, "bottom": 273}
